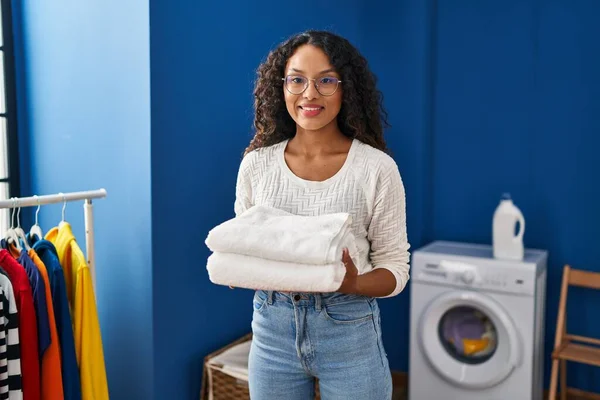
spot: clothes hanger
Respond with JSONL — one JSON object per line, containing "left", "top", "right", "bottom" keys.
{"left": 28, "top": 195, "right": 43, "bottom": 241}
{"left": 58, "top": 193, "right": 67, "bottom": 228}
{"left": 14, "top": 200, "right": 31, "bottom": 251}
{"left": 4, "top": 198, "right": 22, "bottom": 251}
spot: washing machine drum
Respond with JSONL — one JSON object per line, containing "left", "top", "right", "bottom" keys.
{"left": 440, "top": 306, "right": 497, "bottom": 359}
{"left": 419, "top": 291, "right": 522, "bottom": 389}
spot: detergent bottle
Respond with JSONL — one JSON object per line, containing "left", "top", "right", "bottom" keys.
{"left": 492, "top": 193, "right": 525, "bottom": 261}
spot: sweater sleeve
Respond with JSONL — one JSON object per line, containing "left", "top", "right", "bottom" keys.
{"left": 367, "top": 162, "right": 411, "bottom": 298}
{"left": 234, "top": 152, "right": 254, "bottom": 217}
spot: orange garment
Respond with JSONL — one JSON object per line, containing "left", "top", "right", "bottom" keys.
{"left": 28, "top": 250, "right": 65, "bottom": 400}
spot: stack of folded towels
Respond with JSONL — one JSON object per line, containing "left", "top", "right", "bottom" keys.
{"left": 205, "top": 205, "right": 358, "bottom": 292}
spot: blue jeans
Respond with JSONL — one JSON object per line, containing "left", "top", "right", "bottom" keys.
{"left": 248, "top": 290, "right": 393, "bottom": 400}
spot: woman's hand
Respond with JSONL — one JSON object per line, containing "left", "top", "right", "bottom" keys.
{"left": 337, "top": 248, "right": 359, "bottom": 294}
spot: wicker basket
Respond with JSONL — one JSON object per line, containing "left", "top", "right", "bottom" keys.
{"left": 200, "top": 333, "right": 321, "bottom": 399}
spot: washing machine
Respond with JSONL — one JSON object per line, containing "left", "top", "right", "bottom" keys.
{"left": 409, "top": 240, "right": 548, "bottom": 400}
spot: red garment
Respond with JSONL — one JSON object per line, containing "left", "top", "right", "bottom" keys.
{"left": 0, "top": 249, "right": 41, "bottom": 400}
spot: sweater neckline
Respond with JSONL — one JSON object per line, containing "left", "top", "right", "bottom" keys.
{"left": 277, "top": 138, "right": 357, "bottom": 189}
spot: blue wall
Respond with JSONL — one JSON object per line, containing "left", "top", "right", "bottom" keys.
{"left": 15, "top": 0, "right": 600, "bottom": 398}
{"left": 431, "top": 0, "right": 600, "bottom": 392}
{"left": 13, "top": 1, "right": 154, "bottom": 399}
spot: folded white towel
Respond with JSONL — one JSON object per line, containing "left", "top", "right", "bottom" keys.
{"left": 205, "top": 205, "right": 357, "bottom": 265}
{"left": 206, "top": 252, "right": 345, "bottom": 292}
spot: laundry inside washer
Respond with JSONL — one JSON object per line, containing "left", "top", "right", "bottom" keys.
{"left": 439, "top": 306, "right": 498, "bottom": 363}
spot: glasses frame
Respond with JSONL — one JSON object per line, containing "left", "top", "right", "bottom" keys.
{"left": 282, "top": 75, "right": 343, "bottom": 97}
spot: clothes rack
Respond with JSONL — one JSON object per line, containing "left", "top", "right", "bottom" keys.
{"left": 0, "top": 188, "right": 107, "bottom": 288}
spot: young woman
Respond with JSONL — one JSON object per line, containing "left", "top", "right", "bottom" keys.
{"left": 234, "top": 30, "right": 410, "bottom": 399}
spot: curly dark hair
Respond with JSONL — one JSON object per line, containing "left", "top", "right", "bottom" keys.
{"left": 244, "top": 30, "right": 390, "bottom": 156}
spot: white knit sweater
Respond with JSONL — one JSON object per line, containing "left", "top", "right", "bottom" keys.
{"left": 234, "top": 138, "right": 411, "bottom": 298}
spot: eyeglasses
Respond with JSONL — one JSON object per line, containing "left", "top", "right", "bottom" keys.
{"left": 282, "top": 75, "right": 342, "bottom": 96}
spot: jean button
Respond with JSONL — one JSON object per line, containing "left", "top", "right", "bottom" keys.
{"left": 294, "top": 295, "right": 301, "bottom": 301}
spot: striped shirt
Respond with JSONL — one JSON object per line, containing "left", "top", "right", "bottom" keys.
{"left": 0, "top": 272, "right": 23, "bottom": 400}
{"left": 0, "top": 250, "right": 40, "bottom": 400}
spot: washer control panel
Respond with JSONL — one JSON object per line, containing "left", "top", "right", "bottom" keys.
{"left": 415, "top": 258, "right": 536, "bottom": 295}
{"left": 411, "top": 240, "right": 547, "bottom": 296}
{"left": 439, "top": 261, "right": 510, "bottom": 287}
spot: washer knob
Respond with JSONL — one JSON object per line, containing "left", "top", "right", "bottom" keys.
{"left": 461, "top": 270, "right": 475, "bottom": 284}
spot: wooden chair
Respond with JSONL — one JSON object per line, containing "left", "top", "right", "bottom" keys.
{"left": 549, "top": 265, "right": 600, "bottom": 400}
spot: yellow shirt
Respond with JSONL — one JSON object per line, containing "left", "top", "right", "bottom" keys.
{"left": 28, "top": 250, "right": 65, "bottom": 400}
{"left": 46, "top": 224, "right": 109, "bottom": 400}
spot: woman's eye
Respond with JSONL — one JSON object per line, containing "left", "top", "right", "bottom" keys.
{"left": 320, "top": 77, "right": 336, "bottom": 84}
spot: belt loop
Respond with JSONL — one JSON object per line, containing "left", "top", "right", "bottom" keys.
{"left": 267, "top": 290, "right": 274, "bottom": 305}
{"left": 315, "top": 293, "right": 322, "bottom": 311}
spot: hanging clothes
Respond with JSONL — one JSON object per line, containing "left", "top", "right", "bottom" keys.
{"left": 31, "top": 239, "right": 81, "bottom": 400}
{"left": 12, "top": 250, "right": 51, "bottom": 363}
{"left": 0, "top": 270, "right": 23, "bottom": 400}
{"left": 28, "top": 250, "right": 64, "bottom": 400}
{"left": 0, "top": 250, "right": 40, "bottom": 400}
{"left": 46, "top": 224, "right": 108, "bottom": 400}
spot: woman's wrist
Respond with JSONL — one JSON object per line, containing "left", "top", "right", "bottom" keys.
{"left": 347, "top": 274, "right": 360, "bottom": 295}
{"left": 352, "top": 269, "right": 396, "bottom": 297}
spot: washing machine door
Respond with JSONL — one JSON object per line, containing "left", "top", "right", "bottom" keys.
{"left": 418, "top": 290, "right": 522, "bottom": 389}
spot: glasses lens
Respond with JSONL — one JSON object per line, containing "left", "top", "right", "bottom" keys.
{"left": 285, "top": 76, "right": 307, "bottom": 94}
{"left": 317, "top": 77, "right": 339, "bottom": 95}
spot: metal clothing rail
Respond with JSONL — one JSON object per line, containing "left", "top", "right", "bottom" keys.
{"left": 0, "top": 188, "right": 107, "bottom": 208}
{"left": 0, "top": 188, "right": 107, "bottom": 289}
